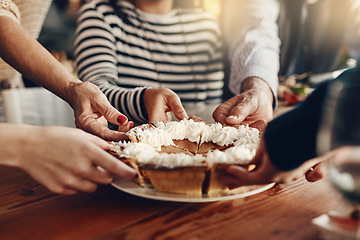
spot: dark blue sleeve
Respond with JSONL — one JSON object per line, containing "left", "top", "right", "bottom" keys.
{"left": 263, "top": 81, "right": 329, "bottom": 170}
{"left": 264, "top": 64, "right": 360, "bottom": 171}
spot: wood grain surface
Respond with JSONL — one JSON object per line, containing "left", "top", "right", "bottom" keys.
{"left": 0, "top": 165, "right": 341, "bottom": 240}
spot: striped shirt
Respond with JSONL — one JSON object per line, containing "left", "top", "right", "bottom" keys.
{"left": 74, "top": 0, "right": 224, "bottom": 123}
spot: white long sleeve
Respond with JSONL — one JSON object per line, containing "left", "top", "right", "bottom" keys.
{"left": 222, "top": 0, "right": 280, "bottom": 97}
{"left": 345, "top": 0, "right": 360, "bottom": 59}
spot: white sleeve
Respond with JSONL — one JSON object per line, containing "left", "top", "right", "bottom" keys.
{"left": 345, "top": 0, "right": 360, "bottom": 60}
{"left": 222, "top": 0, "right": 280, "bottom": 98}
{"left": 0, "top": 0, "right": 21, "bottom": 23}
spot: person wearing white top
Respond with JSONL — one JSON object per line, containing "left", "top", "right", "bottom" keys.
{"left": 213, "top": 0, "right": 360, "bottom": 127}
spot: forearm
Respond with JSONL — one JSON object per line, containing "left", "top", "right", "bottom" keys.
{"left": 0, "top": 123, "right": 32, "bottom": 167}
{"left": 0, "top": 16, "right": 79, "bottom": 101}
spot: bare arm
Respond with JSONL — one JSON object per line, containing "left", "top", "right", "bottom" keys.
{"left": 0, "top": 124, "right": 137, "bottom": 194}
{"left": 0, "top": 16, "right": 131, "bottom": 140}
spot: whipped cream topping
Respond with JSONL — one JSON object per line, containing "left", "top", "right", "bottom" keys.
{"left": 127, "top": 126, "right": 174, "bottom": 149}
{"left": 200, "top": 122, "right": 223, "bottom": 143}
{"left": 206, "top": 146, "right": 256, "bottom": 167}
{"left": 131, "top": 119, "right": 260, "bottom": 147}
{"left": 112, "top": 141, "right": 255, "bottom": 168}
{"left": 119, "top": 119, "right": 261, "bottom": 167}
{"left": 153, "top": 119, "right": 206, "bottom": 142}
{"left": 141, "top": 153, "right": 207, "bottom": 168}
{"left": 112, "top": 141, "right": 206, "bottom": 168}
{"left": 153, "top": 120, "right": 188, "bottom": 140}
{"left": 112, "top": 142, "right": 158, "bottom": 162}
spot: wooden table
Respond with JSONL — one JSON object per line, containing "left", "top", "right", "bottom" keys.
{"left": 0, "top": 101, "right": 343, "bottom": 239}
{"left": 0, "top": 165, "right": 342, "bottom": 240}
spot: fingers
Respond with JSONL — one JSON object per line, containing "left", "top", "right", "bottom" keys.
{"left": 93, "top": 91, "right": 129, "bottom": 126}
{"left": 213, "top": 97, "right": 238, "bottom": 124}
{"left": 88, "top": 166, "right": 114, "bottom": 184}
{"left": 189, "top": 115, "right": 202, "bottom": 122}
{"left": 226, "top": 98, "right": 257, "bottom": 125}
{"left": 82, "top": 118, "right": 128, "bottom": 141}
{"left": 305, "top": 162, "right": 327, "bottom": 182}
{"left": 144, "top": 89, "right": 168, "bottom": 122}
{"left": 147, "top": 104, "right": 169, "bottom": 122}
{"left": 118, "top": 121, "right": 134, "bottom": 133}
{"left": 167, "top": 93, "right": 188, "bottom": 120}
{"left": 221, "top": 165, "right": 255, "bottom": 187}
{"left": 305, "top": 166, "right": 323, "bottom": 182}
{"left": 34, "top": 166, "right": 99, "bottom": 195}
{"left": 249, "top": 120, "right": 267, "bottom": 132}
{"left": 145, "top": 88, "right": 188, "bottom": 122}
{"left": 249, "top": 138, "right": 267, "bottom": 167}
{"left": 92, "top": 151, "right": 137, "bottom": 180}
{"left": 83, "top": 135, "right": 137, "bottom": 179}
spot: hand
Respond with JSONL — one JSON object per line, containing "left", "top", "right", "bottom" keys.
{"left": 305, "top": 146, "right": 360, "bottom": 182}
{"left": 220, "top": 138, "right": 327, "bottom": 188}
{"left": 65, "top": 81, "right": 133, "bottom": 141}
{"left": 213, "top": 77, "right": 274, "bottom": 125}
{"left": 143, "top": 88, "right": 188, "bottom": 123}
{"left": 13, "top": 125, "right": 137, "bottom": 195}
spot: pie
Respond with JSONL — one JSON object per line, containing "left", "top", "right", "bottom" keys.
{"left": 110, "top": 119, "right": 260, "bottom": 196}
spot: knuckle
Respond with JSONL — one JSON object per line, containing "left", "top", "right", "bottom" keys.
{"left": 84, "top": 183, "right": 98, "bottom": 193}
{"left": 51, "top": 185, "right": 68, "bottom": 194}
{"left": 73, "top": 165, "right": 90, "bottom": 177}
{"left": 102, "top": 175, "right": 114, "bottom": 184}
{"left": 63, "top": 177, "right": 78, "bottom": 187}
{"left": 103, "top": 106, "right": 116, "bottom": 118}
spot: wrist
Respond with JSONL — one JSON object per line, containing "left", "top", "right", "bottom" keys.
{"left": 63, "top": 79, "right": 84, "bottom": 106}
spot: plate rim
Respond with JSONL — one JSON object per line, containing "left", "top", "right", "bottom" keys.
{"left": 111, "top": 178, "right": 275, "bottom": 203}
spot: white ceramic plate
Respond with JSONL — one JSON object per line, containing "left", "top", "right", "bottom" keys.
{"left": 111, "top": 178, "right": 275, "bottom": 203}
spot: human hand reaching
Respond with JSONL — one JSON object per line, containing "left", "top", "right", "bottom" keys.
{"left": 219, "top": 138, "right": 329, "bottom": 188}
{"left": 11, "top": 125, "right": 137, "bottom": 195}
{"left": 65, "top": 81, "right": 133, "bottom": 141}
{"left": 213, "top": 77, "right": 274, "bottom": 125}
{"left": 143, "top": 88, "right": 188, "bottom": 123}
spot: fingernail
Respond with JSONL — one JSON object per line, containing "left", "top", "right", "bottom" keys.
{"left": 129, "top": 122, "right": 134, "bottom": 128}
{"left": 117, "top": 115, "right": 127, "bottom": 124}
{"left": 228, "top": 115, "right": 239, "bottom": 120}
{"left": 106, "top": 141, "right": 115, "bottom": 145}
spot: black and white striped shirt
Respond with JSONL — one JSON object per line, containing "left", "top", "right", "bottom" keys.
{"left": 74, "top": 0, "right": 224, "bottom": 123}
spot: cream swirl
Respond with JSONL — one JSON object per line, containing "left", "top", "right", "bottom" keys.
{"left": 137, "top": 128, "right": 174, "bottom": 149}
{"left": 200, "top": 122, "right": 223, "bottom": 143}
{"left": 153, "top": 121, "right": 188, "bottom": 140}
{"left": 141, "top": 153, "right": 207, "bottom": 168}
{"left": 113, "top": 142, "right": 158, "bottom": 162}
{"left": 206, "top": 146, "right": 256, "bottom": 166}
